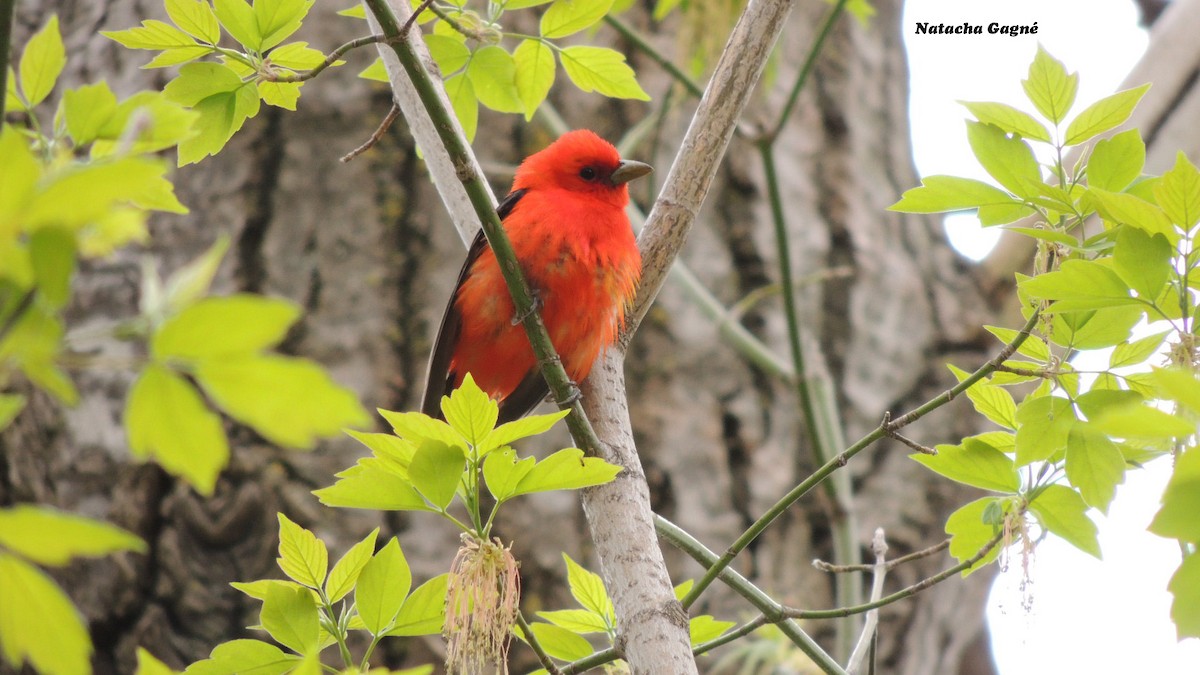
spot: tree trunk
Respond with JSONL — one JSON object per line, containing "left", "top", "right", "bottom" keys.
{"left": 3, "top": 1, "right": 1012, "bottom": 673}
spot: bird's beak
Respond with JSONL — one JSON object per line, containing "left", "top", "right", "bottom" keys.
{"left": 609, "top": 160, "right": 653, "bottom": 186}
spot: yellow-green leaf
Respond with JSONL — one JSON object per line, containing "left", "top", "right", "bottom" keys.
{"left": 513, "top": 39, "right": 555, "bottom": 121}
{"left": 166, "top": 0, "right": 221, "bottom": 43}
{"left": 1029, "top": 484, "right": 1100, "bottom": 558}
{"left": 152, "top": 294, "right": 301, "bottom": 360}
{"left": 466, "top": 45, "right": 523, "bottom": 114}
{"left": 540, "top": 0, "right": 614, "bottom": 38}
{"left": 558, "top": 46, "right": 649, "bottom": 101}
{"left": 276, "top": 513, "right": 328, "bottom": 590}
{"left": 325, "top": 528, "right": 379, "bottom": 603}
{"left": 1063, "top": 84, "right": 1150, "bottom": 146}
{"left": 0, "top": 506, "right": 145, "bottom": 566}
{"left": 441, "top": 372, "right": 498, "bottom": 446}
{"left": 19, "top": 16, "right": 67, "bottom": 107}
{"left": 356, "top": 538, "right": 411, "bottom": 635}
{"left": 124, "top": 363, "right": 229, "bottom": 495}
{"left": 0, "top": 554, "right": 91, "bottom": 675}
{"left": 194, "top": 354, "right": 369, "bottom": 449}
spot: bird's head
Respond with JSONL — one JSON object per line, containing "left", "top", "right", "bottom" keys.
{"left": 512, "top": 130, "right": 652, "bottom": 205}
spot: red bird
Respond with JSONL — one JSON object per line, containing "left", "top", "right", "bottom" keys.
{"left": 422, "top": 130, "right": 651, "bottom": 423}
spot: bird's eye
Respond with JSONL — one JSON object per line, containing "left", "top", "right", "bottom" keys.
{"left": 579, "top": 167, "right": 598, "bottom": 181}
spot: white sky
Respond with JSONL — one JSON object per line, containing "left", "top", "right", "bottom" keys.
{"left": 901, "top": 1, "right": 1200, "bottom": 672}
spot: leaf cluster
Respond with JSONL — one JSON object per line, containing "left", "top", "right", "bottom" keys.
{"left": 350, "top": 0, "right": 649, "bottom": 141}
{"left": 892, "top": 46, "right": 1200, "bottom": 637}
{"left": 316, "top": 374, "right": 620, "bottom": 539}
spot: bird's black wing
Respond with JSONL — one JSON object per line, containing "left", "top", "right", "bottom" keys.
{"left": 421, "top": 189, "right": 529, "bottom": 419}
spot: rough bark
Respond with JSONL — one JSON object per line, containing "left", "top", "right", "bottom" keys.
{"left": 2, "top": 0, "right": 1040, "bottom": 674}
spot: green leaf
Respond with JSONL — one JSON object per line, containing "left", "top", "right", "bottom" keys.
{"left": 1014, "top": 395, "right": 1075, "bottom": 466}
{"left": 424, "top": 35, "right": 470, "bottom": 74}
{"left": 164, "top": 63, "right": 260, "bottom": 165}
{"left": 504, "top": 0, "right": 554, "bottom": 8}
{"left": 212, "top": 0, "right": 261, "bottom": 50}
{"left": 92, "top": 90, "right": 199, "bottom": 156}
{"left": 387, "top": 574, "right": 449, "bottom": 637}
{"left": 1087, "top": 128, "right": 1144, "bottom": 192}
{"left": 512, "top": 448, "right": 622, "bottom": 496}
{"left": 466, "top": 46, "right": 523, "bottom": 114}
{"left": 200, "top": 639, "right": 297, "bottom": 675}
{"left": 0, "top": 554, "right": 91, "bottom": 675}
{"left": 1150, "top": 367, "right": 1200, "bottom": 416}
{"left": 0, "top": 127, "right": 40, "bottom": 217}
{"left": 358, "top": 57, "right": 388, "bottom": 82}
{"left": 1019, "top": 260, "right": 1132, "bottom": 308}
{"left": 0, "top": 308, "right": 76, "bottom": 405}
{"left": 125, "top": 363, "right": 229, "bottom": 495}
{"left": 1108, "top": 330, "right": 1169, "bottom": 370}
{"left": 1155, "top": 151, "right": 1200, "bottom": 229}
{"left": 1029, "top": 485, "right": 1100, "bottom": 558}
{"left": 1090, "top": 404, "right": 1196, "bottom": 439}
{"left": 559, "top": 46, "right": 650, "bottom": 101}
{"left": 1065, "top": 427, "right": 1125, "bottom": 514}
{"left": 482, "top": 447, "right": 537, "bottom": 502}
{"left": 346, "top": 429, "right": 417, "bottom": 468}
{"left": 0, "top": 394, "right": 25, "bottom": 432}
{"left": 983, "top": 325, "right": 1050, "bottom": 362}
{"left": 513, "top": 39, "right": 555, "bottom": 121}
{"left": 407, "top": 440, "right": 466, "bottom": 510}
{"left": 888, "top": 175, "right": 1020, "bottom": 215}
{"left": 325, "top": 528, "right": 379, "bottom": 603}
{"left": 479, "top": 408, "right": 569, "bottom": 455}
{"left": 444, "top": 73, "right": 478, "bottom": 142}
{"left": 521, "top": 622, "right": 593, "bottom": 661}
{"left": 1112, "top": 227, "right": 1171, "bottom": 301}
{"left": 945, "top": 498, "right": 1003, "bottom": 577}
{"left": 379, "top": 403, "right": 463, "bottom": 446}
{"left": 63, "top": 81, "right": 118, "bottom": 145}
{"left": 163, "top": 235, "right": 231, "bottom": 312}
{"left": 959, "top": 100, "right": 1050, "bottom": 142}
{"left": 142, "top": 45, "right": 214, "bottom": 68}
{"left": 536, "top": 608, "right": 608, "bottom": 634}
{"left": 1167, "top": 552, "right": 1200, "bottom": 639}
{"left": 267, "top": 42, "right": 327, "bottom": 70}
{"left": 275, "top": 513, "right": 328, "bottom": 590}
{"left": 563, "top": 554, "right": 613, "bottom": 621}
{"left": 356, "top": 538, "right": 412, "bottom": 635}
{"left": 194, "top": 354, "right": 369, "bottom": 449}
{"left": 314, "top": 461, "right": 433, "bottom": 511}
{"left": 1087, "top": 187, "right": 1176, "bottom": 242}
{"left": 963, "top": 380, "right": 1017, "bottom": 430}
{"left": 1064, "top": 84, "right": 1150, "bottom": 146}
{"left": 19, "top": 16, "right": 66, "bottom": 107}
{"left": 440, "top": 373, "right": 498, "bottom": 446}
{"left": 255, "top": 0, "right": 315, "bottom": 50}
{"left": 166, "top": 0, "right": 221, "bottom": 43}
{"left": 230, "top": 578, "right": 312, "bottom": 601}
{"left": 258, "top": 81, "right": 301, "bottom": 111}
{"left": 1021, "top": 45, "right": 1077, "bottom": 125}
{"left": 260, "top": 584, "right": 319, "bottom": 655}
{"left": 0, "top": 506, "right": 145, "bottom": 566}
{"left": 29, "top": 228, "right": 76, "bottom": 310}
{"left": 540, "top": 0, "right": 614, "bottom": 38}
{"left": 152, "top": 295, "right": 301, "bottom": 360}
{"left": 910, "top": 438, "right": 1019, "bottom": 493}
{"left": 1150, "top": 446, "right": 1200, "bottom": 542}
{"left": 1049, "top": 304, "right": 1142, "bottom": 350}
{"left": 102, "top": 19, "right": 197, "bottom": 50}
{"left": 689, "top": 615, "right": 735, "bottom": 646}
{"left": 965, "top": 121, "right": 1042, "bottom": 199}
{"left": 135, "top": 648, "right": 177, "bottom": 675}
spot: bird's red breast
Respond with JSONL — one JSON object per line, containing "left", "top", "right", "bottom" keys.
{"left": 422, "top": 130, "right": 651, "bottom": 422}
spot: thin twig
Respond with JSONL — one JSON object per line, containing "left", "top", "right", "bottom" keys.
{"left": 694, "top": 615, "right": 770, "bottom": 657}
{"left": 516, "top": 613, "right": 564, "bottom": 675}
{"left": 341, "top": 102, "right": 401, "bottom": 162}
{"left": 881, "top": 413, "right": 937, "bottom": 455}
{"left": 681, "top": 310, "right": 1039, "bottom": 610}
{"left": 846, "top": 529, "right": 888, "bottom": 673}
{"left": 815, "top": 539, "right": 950, "bottom": 574}
{"left": 788, "top": 528, "right": 1008, "bottom": 620}
{"left": 265, "top": 34, "right": 387, "bottom": 83}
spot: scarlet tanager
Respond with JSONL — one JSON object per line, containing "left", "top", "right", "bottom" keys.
{"left": 422, "top": 129, "right": 652, "bottom": 423}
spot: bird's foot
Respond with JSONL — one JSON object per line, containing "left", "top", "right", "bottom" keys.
{"left": 511, "top": 290, "right": 543, "bottom": 326}
{"left": 556, "top": 382, "right": 582, "bottom": 408}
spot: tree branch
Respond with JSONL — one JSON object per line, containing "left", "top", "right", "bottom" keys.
{"left": 680, "top": 310, "right": 1039, "bottom": 609}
